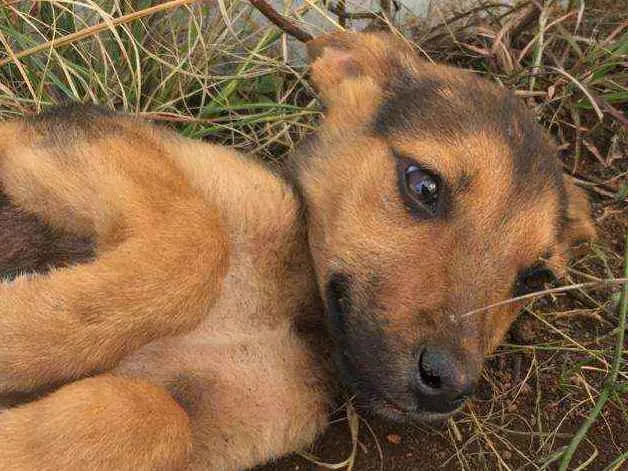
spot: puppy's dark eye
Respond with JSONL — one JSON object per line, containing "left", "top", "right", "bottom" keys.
{"left": 395, "top": 154, "right": 444, "bottom": 217}
{"left": 405, "top": 166, "right": 439, "bottom": 206}
{"left": 400, "top": 165, "right": 441, "bottom": 216}
{"left": 514, "top": 265, "right": 556, "bottom": 296}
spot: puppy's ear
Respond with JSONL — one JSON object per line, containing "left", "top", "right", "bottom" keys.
{"left": 563, "top": 179, "right": 596, "bottom": 247}
{"left": 306, "top": 31, "right": 412, "bottom": 105}
{"left": 307, "top": 34, "right": 361, "bottom": 95}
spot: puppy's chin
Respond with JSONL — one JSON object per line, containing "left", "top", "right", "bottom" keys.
{"left": 372, "top": 400, "right": 463, "bottom": 424}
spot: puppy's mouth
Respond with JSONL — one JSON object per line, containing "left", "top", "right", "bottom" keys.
{"left": 373, "top": 398, "right": 463, "bottom": 423}
{"left": 366, "top": 388, "right": 465, "bottom": 423}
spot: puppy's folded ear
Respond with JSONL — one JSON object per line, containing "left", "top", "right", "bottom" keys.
{"left": 306, "top": 31, "right": 413, "bottom": 105}
{"left": 307, "top": 34, "right": 360, "bottom": 94}
{"left": 563, "top": 179, "right": 596, "bottom": 247}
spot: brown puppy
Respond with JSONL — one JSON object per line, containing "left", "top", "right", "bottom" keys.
{"left": 0, "top": 32, "right": 594, "bottom": 470}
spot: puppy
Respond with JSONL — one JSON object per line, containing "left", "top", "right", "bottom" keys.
{"left": 0, "top": 32, "right": 594, "bottom": 470}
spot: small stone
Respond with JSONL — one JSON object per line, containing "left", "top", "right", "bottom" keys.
{"left": 386, "top": 433, "right": 401, "bottom": 445}
{"left": 503, "top": 451, "right": 512, "bottom": 460}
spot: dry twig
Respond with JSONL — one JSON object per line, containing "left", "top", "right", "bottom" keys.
{"left": 249, "top": 0, "right": 313, "bottom": 42}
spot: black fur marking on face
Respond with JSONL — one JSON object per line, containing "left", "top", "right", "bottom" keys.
{"left": 457, "top": 174, "right": 473, "bottom": 194}
{"left": 325, "top": 273, "right": 409, "bottom": 411}
{"left": 374, "top": 76, "right": 443, "bottom": 136}
{"left": 374, "top": 67, "right": 564, "bottom": 198}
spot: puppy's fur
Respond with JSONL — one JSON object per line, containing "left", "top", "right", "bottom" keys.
{"left": 0, "top": 32, "right": 594, "bottom": 470}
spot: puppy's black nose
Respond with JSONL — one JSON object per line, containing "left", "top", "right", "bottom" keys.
{"left": 411, "top": 347, "right": 476, "bottom": 413}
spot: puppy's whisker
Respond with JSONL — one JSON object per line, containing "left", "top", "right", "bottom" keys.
{"left": 461, "top": 278, "right": 628, "bottom": 318}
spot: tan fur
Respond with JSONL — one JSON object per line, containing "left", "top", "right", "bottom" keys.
{"left": 0, "top": 375, "right": 192, "bottom": 470}
{"left": 0, "top": 32, "right": 594, "bottom": 470}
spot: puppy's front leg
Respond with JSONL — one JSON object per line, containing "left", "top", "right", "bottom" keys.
{"left": 0, "top": 210, "right": 228, "bottom": 394}
{"left": 0, "top": 108, "right": 229, "bottom": 393}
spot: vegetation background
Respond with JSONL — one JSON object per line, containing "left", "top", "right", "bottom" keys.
{"left": 0, "top": 0, "right": 626, "bottom": 469}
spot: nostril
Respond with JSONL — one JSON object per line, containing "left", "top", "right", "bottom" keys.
{"left": 414, "top": 347, "right": 477, "bottom": 412}
{"left": 419, "top": 349, "right": 442, "bottom": 390}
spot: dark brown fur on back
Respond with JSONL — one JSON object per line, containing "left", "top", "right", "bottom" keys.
{"left": 0, "top": 190, "right": 94, "bottom": 281}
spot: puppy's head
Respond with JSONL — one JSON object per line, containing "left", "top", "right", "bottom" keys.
{"left": 294, "top": 32, "right": 595, "bottom": 422}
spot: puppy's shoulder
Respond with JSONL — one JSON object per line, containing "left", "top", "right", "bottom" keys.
{"left": 164, "top": 134, "right": 302, "bottom": 243}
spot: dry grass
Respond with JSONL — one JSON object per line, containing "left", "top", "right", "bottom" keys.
{"left": 0, "top": 0, "right": 322, "bottom": 154}
{"left": 0, "top": 1, "right": 626, "bottom": 470}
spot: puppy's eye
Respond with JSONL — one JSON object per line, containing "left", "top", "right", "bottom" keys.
{"left": 514, "top": 265, "right": 556, "bottom": 296}
{"left": 395, "top": 154, "right": 444, "bottom": 218}
{"left": 405, "top": 166, "right": 439, "bottom": 204}
{"left": 403, "top": 165, "right": 440, "bottom": 212}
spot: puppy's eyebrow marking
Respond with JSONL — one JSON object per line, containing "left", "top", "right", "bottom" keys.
{"left": 374, "top": 78, "right": 444, "bottom": 136}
